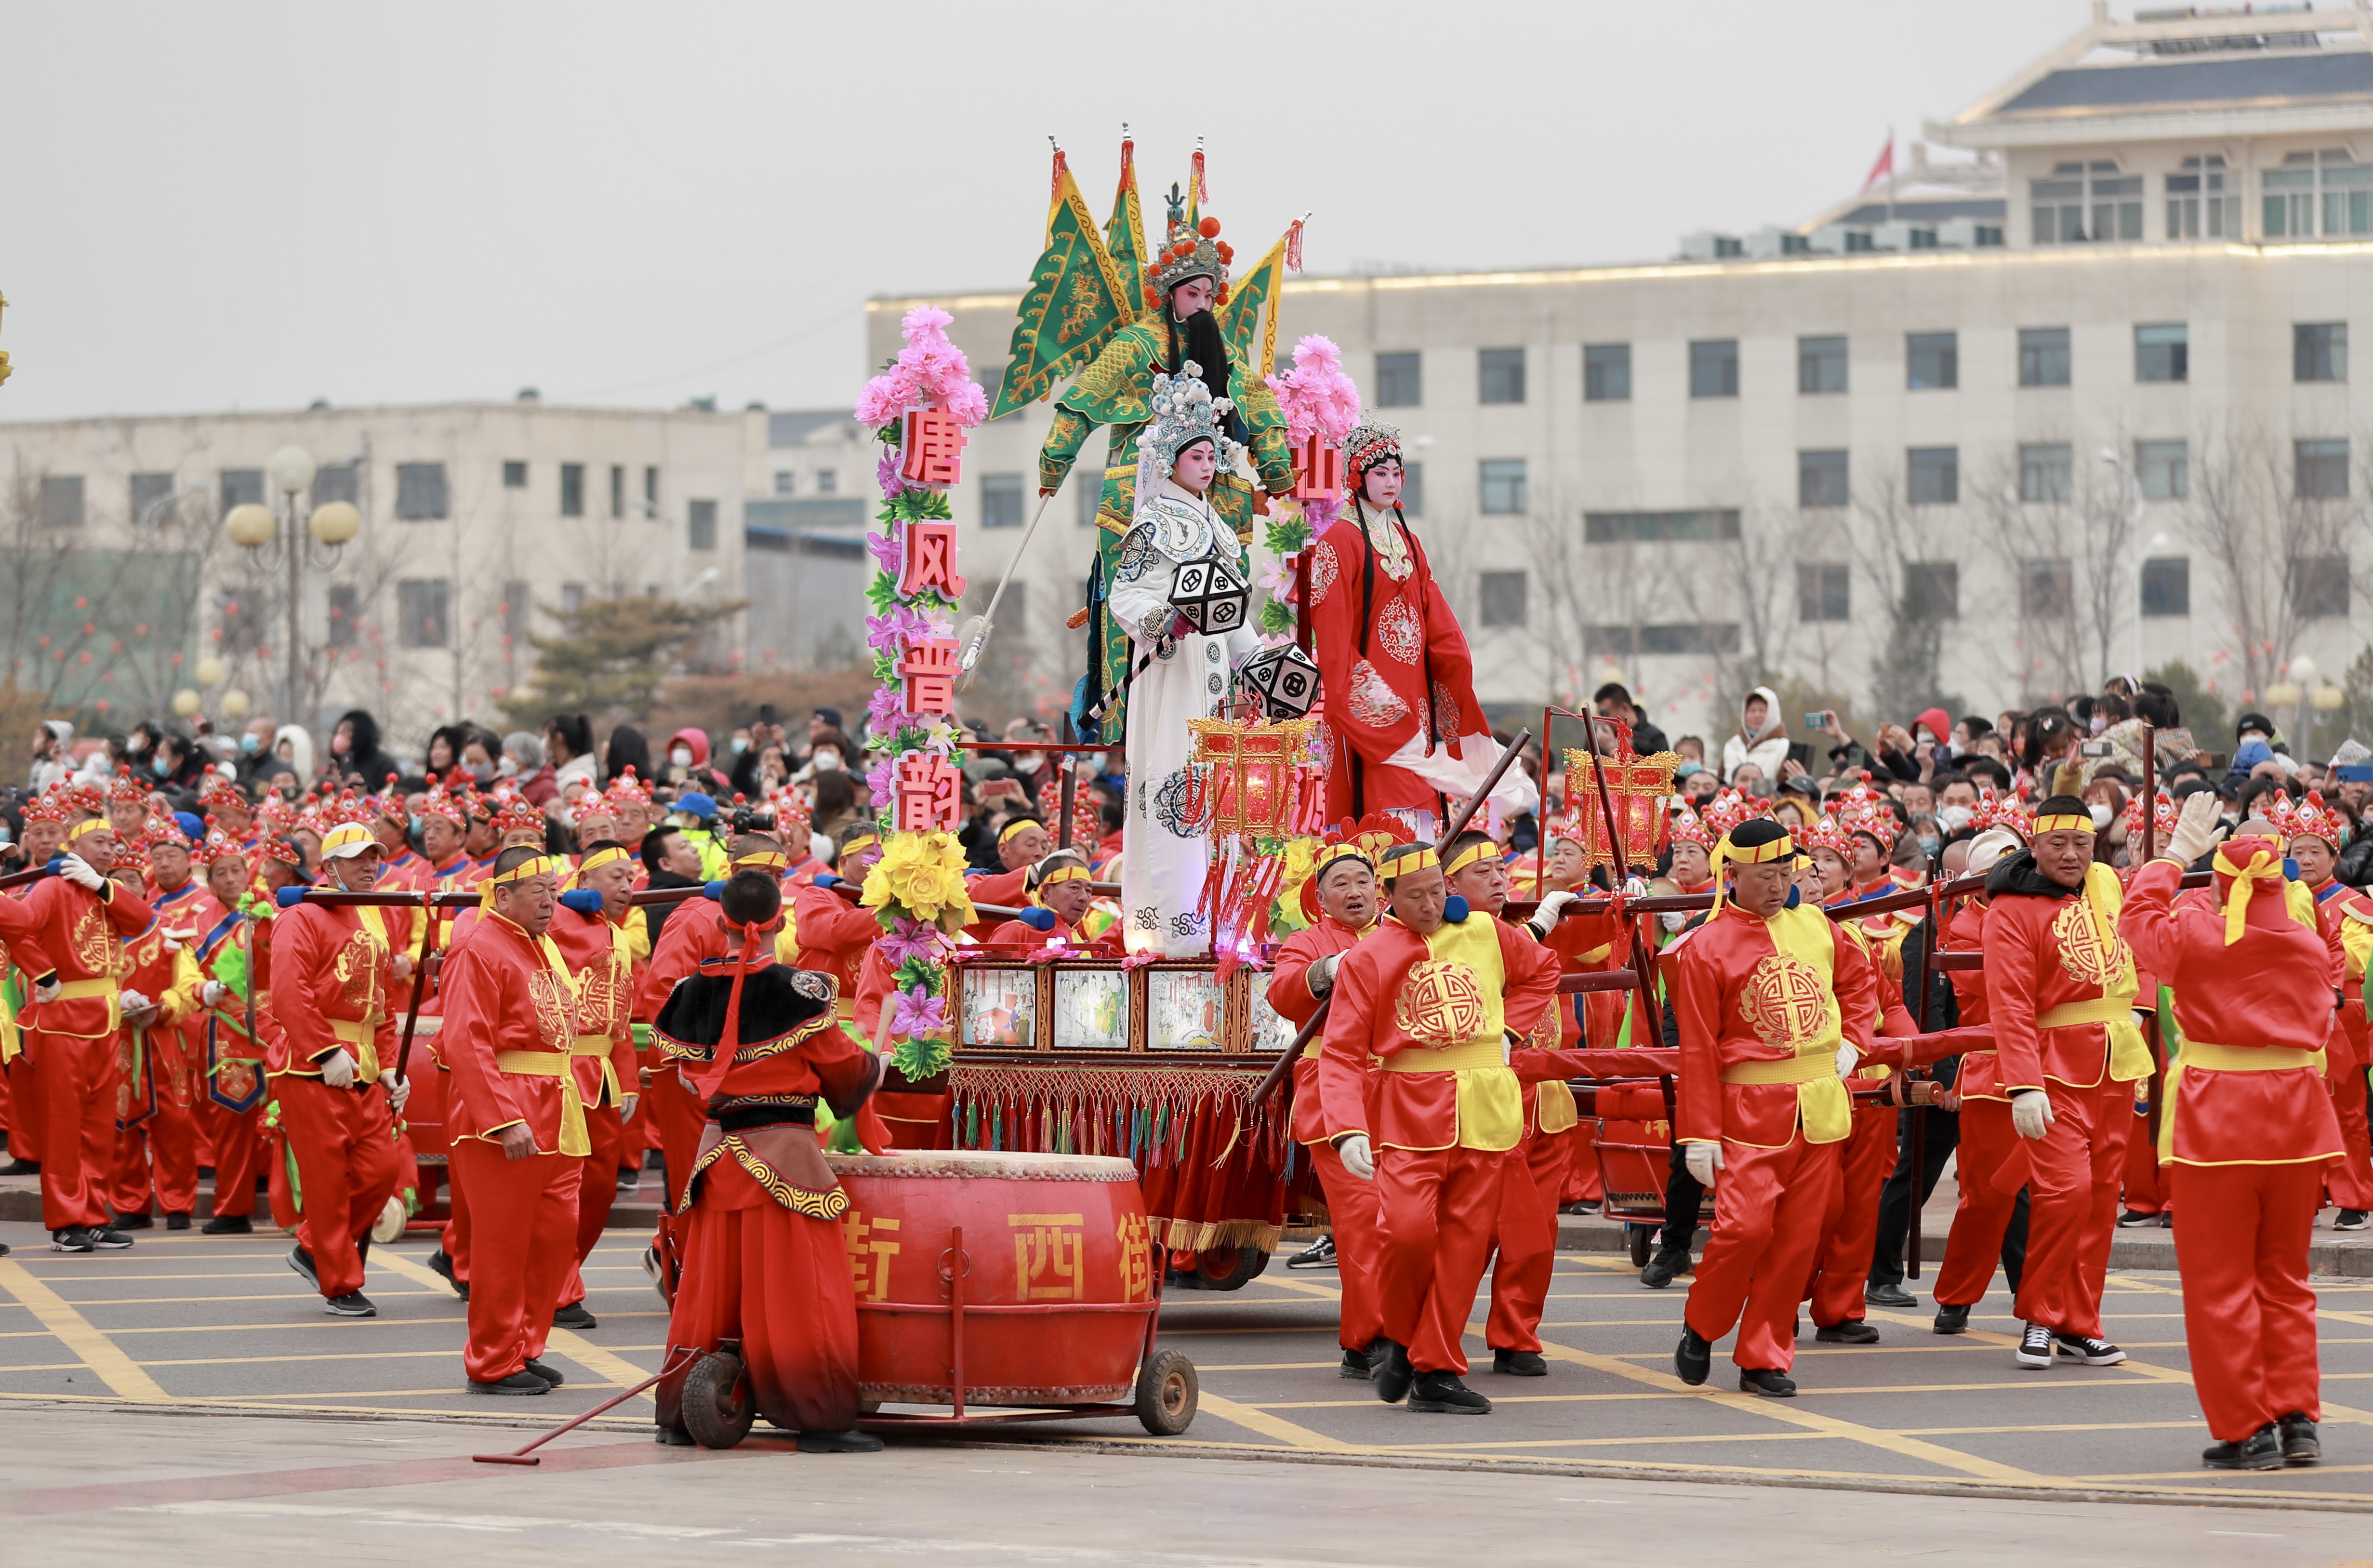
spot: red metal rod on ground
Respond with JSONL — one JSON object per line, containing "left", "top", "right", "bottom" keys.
{"left": 472, "top": 1349, "right": 695, "bottom": 1466}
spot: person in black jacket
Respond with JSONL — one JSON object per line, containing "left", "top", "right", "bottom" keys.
{"left": 327, "top": 709, "right": 407, "bottom": 792}
{"left": 1593, "top": 682, "right": 1669, "bottom": 757}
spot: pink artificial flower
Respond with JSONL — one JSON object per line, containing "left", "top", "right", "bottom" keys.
{"left": 878, "top": 916, "right": 940, "bottom": 968}
{"left": 866, "top": 525, "right": 903, "bottom": 575}
{"left": 888, "top": 985, "right": 948, "bottom": 1038}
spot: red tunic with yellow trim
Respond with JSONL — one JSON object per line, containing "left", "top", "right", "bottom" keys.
{"left": 790, "top": 882, "right": 882, "bottom": 1002}
{"left": 1983, "top": 863, "right": 2147, "bottom": 1093}
{"left": 1536, "top": 902, "right": 1628, "bottom": 1047}
{"left": 267, "top": 901, "right": 407, "bottom": 1080}
{"left": 2310, "top": 877, "right": 2372, "bottom": 1061}
{"left": 22, "top": 875, "right": 155, "bottom": 1039}
{"left": 1316, "top": 913, "right": 1559, "bottom": 1152}
{"left": 1271, "top": 915, "right": 1374, "bottom": 1145}
{"left": 1671, "top": 901, "right": 1881, "bottom": 1149}
{"left": 548, "top": 904, "right": 640, "bottom": 1112}
{"left": 2119, "top": 858, "right": 2342, "bottom": 1165}
{"left": 439, "top": 912, "right": 583, "bottom": 1150}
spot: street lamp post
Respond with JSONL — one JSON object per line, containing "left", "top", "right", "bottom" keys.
{"left": 2098, "top": 448, "right": 2169, "bottom": 681}
{"left": 225, "top": 445, "right": 359, "bottom": 729}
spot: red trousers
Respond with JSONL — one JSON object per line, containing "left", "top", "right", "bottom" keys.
{"left": 1684, "top": 1136, "right": 1840, "bottom": 1373}
{"left": 278, "top": 1075, "right": 401, "bottom": 1299}
{"left": 2323, "top": 1013, "right": 2373, "bottom": 1210}
{"left": 2009, "top": 1076, "right": 2130, "bottom": 1338}
{"left": 2121, "top": 1088, "right": 2170, "bottom": 1215}
{"left": 647, "top": 1063, "right": 706, "bottom": 1266}
{"left": 1374, "top": 1143, "right": 1509, "bottom": 1374}
{"left": 5, "top": 1050, "right": 40, "bottom": 1161}
{"left": 1487, "top": 1127, "right": 1572, "bottom": 1352}
{"left": 1307, "top": 1138, "right": 1385, "bottom": 1352}
{"left": 197, "top": 1097, "right": 265, "bottom": 1218}
{"left": 2171, "top": 1159, "right": 2326, "bottom": 1441}
{"left": 445, "top": 1127, "right": 474, "bottom": 1281}
{"left": 1936, "top": 1097, "right": 2023, "bottom": 1307}
{"left": 659, "top": 1157, "right": 862, "bottom": 1436}
{"left": 1807, "top": 1101, "right": 1895, "bottom": 1327}
{"left": 30, "top": 1032, "right": 119, "bottom": 1231}
{"left": 107, "top": 1027, "right": 203, "bottom": 1218}
{"left": 560, "top": 1104, "right": 627, "bottom": 1307}
{"left": 449, "top": 1139, "right": 583, "bottom": 1384}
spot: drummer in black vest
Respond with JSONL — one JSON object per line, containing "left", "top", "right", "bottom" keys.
{"left": 650, "top": 868, "right": 884, "bottom": 1450}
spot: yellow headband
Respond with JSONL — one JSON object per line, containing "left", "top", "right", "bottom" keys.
{"left": 1038, "top": 864, "right": 1089, "bottom": 888}
{"left": 1380, "top": 845, "right": 1440, "bottom": 881}
{"left": 482, "top": 853, "right": 560, "bottom": 910}
{"left": 1707, "top": 832, "right": 1799, "bottom": 918}
{"left": 68, "top": 818, "right": 109, "bottom": 841}
{"left": 2032, "top": 813, "right": 2094, "bottom": 835}
{"left": 999, "top": 819, "right": 1043, "bottom": 845}
{"left": 841, "top": 831, "right": 881, "bottom": 857}
{"left": 2212, "top": 842, "right": 2288, "bottom": 946}
{"left": 732, "top": 850, "right": 789, "bottom": 871}
{"left": 1442, "top": 841, "right": 1495, "bottom": 878}
{"left": 1312, "top": 843, "right": 1373, "bottom": 879}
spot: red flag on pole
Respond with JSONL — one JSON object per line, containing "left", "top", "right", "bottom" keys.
{"left": 1862, "top": 135, "right": 1894, "bottom": 192}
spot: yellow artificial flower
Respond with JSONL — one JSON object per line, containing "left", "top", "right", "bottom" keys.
{"left": 861, "top": 830, "right": 978, "bottom": 930}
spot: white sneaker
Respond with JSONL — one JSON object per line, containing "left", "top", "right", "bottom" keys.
{"left": 2015, "top": 1322, "right": 2054, "bottom": 1369}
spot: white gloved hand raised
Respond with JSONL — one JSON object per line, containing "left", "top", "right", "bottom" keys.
{"left": 1684, "top": 1141, "right": 1724, "bottom": 1186}
{"left": 384, "top": 1074, "right": 411, "bottom": 1116}
{"left": 202, "top": 980, "right": 228, "bottom": 1009}
{"left": 1621, "top": 876, "right": 1649, "bottom": 899}
{"left": 1835, "top": 1043, "right": 1859, "bottom": 1080}
{"left": 1528, "top": 889, "right": 1578, "bottom": 934}
{"left": 2164, "top": 787, "right": 2223, "bottom": 866}
{"left": 1336, "top": 1132, "right": 1375, "bottom": 1181}
{"left": 58, "top": 853, "right": 105, "bottom": 892}
{"left": 1659, "top": 909, "right": 1687, "bottom": 933}
{"left": 319, "top": 1050, "right": 358, "bottom": 1090}
{"left": 2010, "top": 1088, "right": 2055, "bottom": 1140}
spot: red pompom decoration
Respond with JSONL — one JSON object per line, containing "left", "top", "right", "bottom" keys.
{"left": 1216, "top": 242, "right": 1233, "bottom": 263}
{"left": 1217, "top": 284, "right": 1231, "bottom": 304}
{"left": 1198, "top": 216, "right": 1222, "bottom": 239}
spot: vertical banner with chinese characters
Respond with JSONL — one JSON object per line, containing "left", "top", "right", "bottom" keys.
{"left": 852, "top": 306, "right": 990, "bottom": 1085}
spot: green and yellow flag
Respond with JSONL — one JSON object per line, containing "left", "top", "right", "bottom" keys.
{"left": 1105, "top": 133, "right": 1145, "bottom": 321}
{"left": 1218, "top": 220, "right": 1299, "bottom": 382}
{"left": 991, "top": 151, "right": 1133, "bottom": 419}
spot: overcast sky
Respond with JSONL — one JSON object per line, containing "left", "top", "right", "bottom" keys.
{"left": 1, "top": 0, "right": 2090, "bottom": 423}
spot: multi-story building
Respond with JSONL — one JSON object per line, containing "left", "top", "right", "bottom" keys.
{"left": 893, "top": 2, "right": 2373, "bottom": 747}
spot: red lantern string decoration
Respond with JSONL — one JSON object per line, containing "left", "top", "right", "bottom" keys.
{"left": 1186, "top": 715, "right": 1326, "bottom": 974}
{"left": 1559, "top": 732, "right": 1681, "bottom": 874}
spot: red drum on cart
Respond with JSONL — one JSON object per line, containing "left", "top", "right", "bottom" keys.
{"left": 828, "top": 1149, "right": 1157, "bottom": 1407}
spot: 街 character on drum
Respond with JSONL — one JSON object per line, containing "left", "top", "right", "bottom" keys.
{"left": 1107, "top": 364, "right": 1264, "bottom": 958}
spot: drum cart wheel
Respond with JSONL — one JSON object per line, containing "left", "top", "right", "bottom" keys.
{"left": 680, "top": 1342, "right": 755, "bottom": 1449}
{"left": 1134, "top": 1347, "right": 1198, "bottom": 1435}
{"left": 1626, "top": 1223, "right": 1653, "bottom": 1267}
{"left": 1194, "top": 1244, "right": 1272, "bottom": 1291}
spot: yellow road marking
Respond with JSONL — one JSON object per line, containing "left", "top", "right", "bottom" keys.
{"left": 366, "top": 1247, "right": 661, "bottom": 1402}
{"left": 1194, "top": 1390, "right": 1356, "bottom": 1451}
{"left": 0, "top": 1259, "right": 170, "bottom": 1402}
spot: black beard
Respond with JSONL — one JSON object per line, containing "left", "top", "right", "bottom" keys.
{"left": 1172, "top": 308, "right": 1232, "bottom": 401}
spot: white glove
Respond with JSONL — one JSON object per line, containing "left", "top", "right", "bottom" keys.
{"left": 385, "top": 1074, "right": 412, "bottom": 1116}
{"left": 202, "top": 980, "right": 228, "bottom": 1009}
{"left": 1684, "top": 1141, "right": 1724, "bottom": 1186}
{"left": 1310, "top": 953, "right": 1339, "bottom": 996}
{"left": 2011, "top": 1089, "right": 2055, "bottom": 1141}
{"left": 1336, "top": 1133, "right": 1375, "bottom": 1181}
{"left": 320, "top": 1050, "right": 358, "bottom": 1090}
{"left": 118, "top": 989, "right": 151, "bottom": 1015}
{"left": 1835, "top": 1043, "right": 1859, "bottom": 1080}
{"left": 1528, "top": 889, "right": 1578, "bottom": 935}
{"left": 2164, "top": 788, "right": 2222, "bottom": 865}
{"left": 33, "top": 978, "right": 60, "bottom": 1004}
{"left": 1621, "top": 876, "right": 1649, "bottom": 899}
{"left": 58, "top": 853, "right": 104, "bottom": 891}
{"left": 620, "top": 1093, "right": 639, "bottom": 1123}
{"left": 1659, "top": 910, "right": 1687, "bottom": 934}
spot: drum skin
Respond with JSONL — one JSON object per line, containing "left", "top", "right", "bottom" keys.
{"left": 828, "top": 1149, "right": 1156, "bottom": 1406}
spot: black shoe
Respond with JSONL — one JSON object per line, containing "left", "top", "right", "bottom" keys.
{"left": 1492, "top": 1348, "right": 1549, "bottom": 1377}
{"left": 553, "top": 1302, "right": 597, "bottom": 1330}
{"left": 426, "top": 1247, "right": 467, "bottom": 1301}
{"left": 1815, "top": 1320, "right": 1880, "bottom": 1344}
{"left": 1934, "top": 1304, "right": 1970, "bottom": 1335}
{"left": 1407, "top": 1370, "right": 1493, "bottom": 1413}
{"left": 1641, "top": 1247, "right": 1688, "bottom": 1289}
{"left": 164, "top": 1213, "right": 191, "bottom": 1231}
{"left": 1338, "top": 1344, "right": 1375, "bottom": 1380}
{"left": 2, "top": 1158, "right": 39, "bottom": 1176}
{"left": 1864, "top": 1282, "right": 1915, "bottom": 1309}
{"left": 469, "top": 1371, "right": 550, "bottom": 1396}
{"left": 522, "top": 1358, "right": 564, "bottom": 1386}
{"left": 1674, "top": 1327, "right": 1712, "bottom": 1386}
{"left": 615, "top": 1171, "right": 640, "bottom": 1197}
{"left": 200, "top": 1213, "right": 252, "bottom": 1235}
{"left": 51, "top": 1227, "right": 95, "bottom": 1253}
{"left": 1559, "top": 1200, "right": 1602, "bottom": 1216}
{"left": 2203, "top": 1425, "right": 2282, "bottom": 1470}
{"left": 324, "top": 1292, "right": 377, "bottom": 1317}
{"left": 112, "top": 1211, "right": 154, "bottom": 1230}
{"left": 2279, "top": 1412, "right": 2321, "bottom": 1466}
{"left": 796, "top": 1428, "right": 886, "bottom": 1453}
{"left": 1372, "top": 1339, "right": 1414, "bottom": 1404}
{"left": 2053, "top": 1331, "right": 2126, "bottom": 1366}
{"left": 2117, "top": 1208, "right": 2161, "bottom": 1228}
{"left": 287, "top": 1245, "right": 318, "bottom": 1287}
{"left": 655, "top": 1424, "right": 697, "bottom": 1446}
{"left": 2337, "top": 1210, "right": 2371, "bottom": 1233}
{"left": 92, "top": 1229, "right": 133, "bottom": 1250}
{"left": 1739, "top": 1367, "right": 1797, "bottom": 1398}
{"left": 1286, "top": 1234, "right": 1338, "bottom": 1270}
{"left": 2015, "top": 1322, "right": 2055, "bottom": 1369}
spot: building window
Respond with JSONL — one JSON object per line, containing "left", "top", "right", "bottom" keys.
{"left": 2018, "top": 327, "right": 2070, "bottom": 387}
{"left": 560, "top": 582, "right": 587, "bottom": 615}
{"left": 2021, "top": 558, "right": 2074, "bottom": 618}
{"left": 327, "top": 583, "right": 360, "bottom": 648}
{"left": 1798, "top": 450, "right": 1849, "bottom": 508}
{"left": 1585, "top": 623, "right": 1742, "bottom": 657}
{"left": 1584, "top": 343, "right": 1631, "bottom": 401}
{"left": 1400, "top": 462, "right": 1425, "bottom": 516}
{"left": 643, "top": 465, "right": 659, "bottom": 509}
{"left": 1798, "top": 561, "right": 1850, "bottom": 622}
{"left": 501, "top": 580, "right": 529, "bottom": 651}
{"left": 2296, "top": 439, "right": 2350, "bottom": 500}
{"left": 1907, "top": 447, "right": 1959, "bottom": 505}
{"left": 1797, "top": 335, "right": 1847, "bottom": 395}
{"left": 1904, "top": 561, "right": 1960, "bottom": 619}
{"left": 2031, "top": 159, "right": 2142, "bottom": 243}
{"left": 2292, "top": 556, "right": 2350, "bottom": 618}
{"left": 2296, "top": 322, "right": 2348, "bottom": 383}
{"left": 1479, "top": 347, "right": 1525, "bottom": 405}
{"left": 503, "top": 460, "right": 528, "bottom": 489}
{"left": 687, "top": 499, "right": 718, "bottom": 551}
{"left": 395, "top": 463, "right": 450, "bottom": 521}
{"left": 1478, "top": 571, "right": 1528, "bottom": 628}
{"left": 2264, "top": 149, "right": 2373, "bottom": 239}
{"left": 39, "top": 476, "right": 83, "bottom": 529}
{"left": 310, "top": 463, "right": 358, "bottom": 508}
{"left": 130, "top": 472, "right": 175, "bottom": 526}
{"left": 815, "top": 469, "right": 838, "bottom": 494}
{"left": 2135, "top": 323, "right": 2188, "bottom": 384}
{"left": 398, "top": 579, "right": 451, "bottom": 647}
{"left": 560, "top": 463, "right": 585, "bottom": 517}
{"left": 773, "top": 471, "right": 795, "bottom": 495}
{"left": 2166, "top": 156, "right": 2238, "bottom": 239}
{"left": 2019, "top": 443, "right": 2073, "bottom": 504}
{"left": 2136, "top": 439, "right": 2189, "bottom": 500}
{"left": 1376, "top": 352, "right": 1422, "bottom": 407}
{"left": 221, "top": 469, "right": 264, "bottom": 513}
{"left": 609, "top": 465, "right": 625, "bottom": 519}
{"left": 1689, "top": 339, "right": 1739, "bottom": 398}
{"left": 2141, "top": 556, "right": 2190, "bottom": 617}
{"left": 981, "top": 472, "right": 1025, "bottom": 529}
{"left": 1906, "top": 332, "right": 1958, "bottom": 390}
{"left": 1584, "top": 509, "right": 1741, "bottom": 543}
{"left": 1479, "top": 459, "right": 1528, "bottom": 515}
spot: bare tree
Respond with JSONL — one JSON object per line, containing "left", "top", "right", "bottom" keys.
{"left": 2185, "top": 422, "right": 2365, "bottom": 701}
{"left": 1969, "top": 442, "right": 2132, "bottom": 703}
{"left": 1848, "top": 470, "right": 1965, "bottom": 721}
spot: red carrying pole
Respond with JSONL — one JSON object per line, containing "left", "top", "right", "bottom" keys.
{"left": 472, "top": 1348, "right": 694, "bottom": 1465}
{"left": 1582, "top": 715, "right": 1663, "bottom": 1036}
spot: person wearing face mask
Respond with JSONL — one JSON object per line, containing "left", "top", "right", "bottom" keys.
{"left": 543, "top": 716, "right": 596, "bottom": 808}
{"left": 662, "top": 728, "right": 729, "bottom": 796}
{"left": 503, "top": 732, "right": 557, "bottom": 808}
{"left": 1721, "top": 688, "right": 1791, "bottom": 785}
{"left": 234, "top": 719, "right": 293, "bottom": 793}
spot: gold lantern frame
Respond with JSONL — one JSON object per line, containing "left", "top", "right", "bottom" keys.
{"left": 1561, "top": 747, "right": 1681, "bottom": 872}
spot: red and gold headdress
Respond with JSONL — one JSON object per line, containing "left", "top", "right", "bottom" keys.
{"left": 109, "top": 767, "right": 150, "bottom": 809}
{"left": 192, "top": 828, "right": 247, "bottom": 866}
{"left": 1796, "top": 814, "right": 1852, "bottom": 859}
{"left": 415, "top": 779, "right": 467, "bottom": 830}
{"left": 1140, "top": 190, "right": 1234, "bottom": 309}
{"left": 491, "top": 795, "right": 547, "bottom": 841}
{"left": 22, "top": 788, "right": 71, "bottom": 826}
{"left": 1666, "top": 802, "right": 1715, "bottom": 850}
{"left": 2285, "top": 790, "right": 2347, "bottom": 851}
{"left": 1035, "top": 775, "right": 1099, "bottom": 852}
{"left": 144, "top": 814, "right": 192, "bottom": 850}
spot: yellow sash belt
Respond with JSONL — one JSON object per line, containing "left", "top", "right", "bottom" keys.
{"left": 1720, "top": 1038, "right": 1851, "bottom": 1144}
{"left": 571, "top": 1032, "right": 623, "bottom": 1105}
{"left": 2037, "top": 995, "right": 2152, "bottom": 1083}
{"left": 1383, "top": 1037, "right": 1520, "bottom": 1152}
{"left": 330, "top": 1017, "right": 384, "bottom": 1086}
{"left": 493, "top": 1049, "right": 592, "bottom": 1156}
{"left": 2158, "top": 1040, "right": 2327, "bottom": 1164}
{"left": 42, "top": 976, "right": 121, "bottom": 1036}
{"left": 1384, "top": 1038, "right": 1506, "bottom": 1072}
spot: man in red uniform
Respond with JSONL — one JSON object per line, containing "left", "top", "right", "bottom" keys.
{"left": 2, "top": 792, "right": 72, "bottom": 1178}
{"left": 438, "top": 847, "right": 585, "bottom": 1394}
{"left": 22, "top": 818, "right": 155, "bottom": 1250}
{"left": 652, "top": 868, "right": 884, "bottom": 1450}
{"left": 985, "top": 851, "right": 1120, "bottom": 952}
{"left": 1984, "top": 795, "right": 2149, "bottom": 1370}
{"left": 791, "top": 825, "right": 884, "bottom": 1016}
{"left": 547, "top": 840, "right": 641, "bottom": 1329}
{"left": 2280, "top": 794, "right": 2373, "bottom": 1226}
{"left": 103, "top": 849, "right": 204, "bottom": 1229}
{"left": 963, "top": 816, "right": 1050, "bottom": 935}
{"left": 1320, "top": 841, "right": 1559, "bottom": 1414}
{"left": 269, "top": 821, "right": 411, "bottom": 1315}
{"left": 1272, "top": 832, "right": 1383, "bottom": 1374}
{"left": 2123, "top": 792, "right": 2344, "bottom": 1469}
{"left": 1670, "top": 817, "right": 1880, "bottom": 1397}
{"left": 186, "top": 835, "right": 267, "bottom": 1234}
